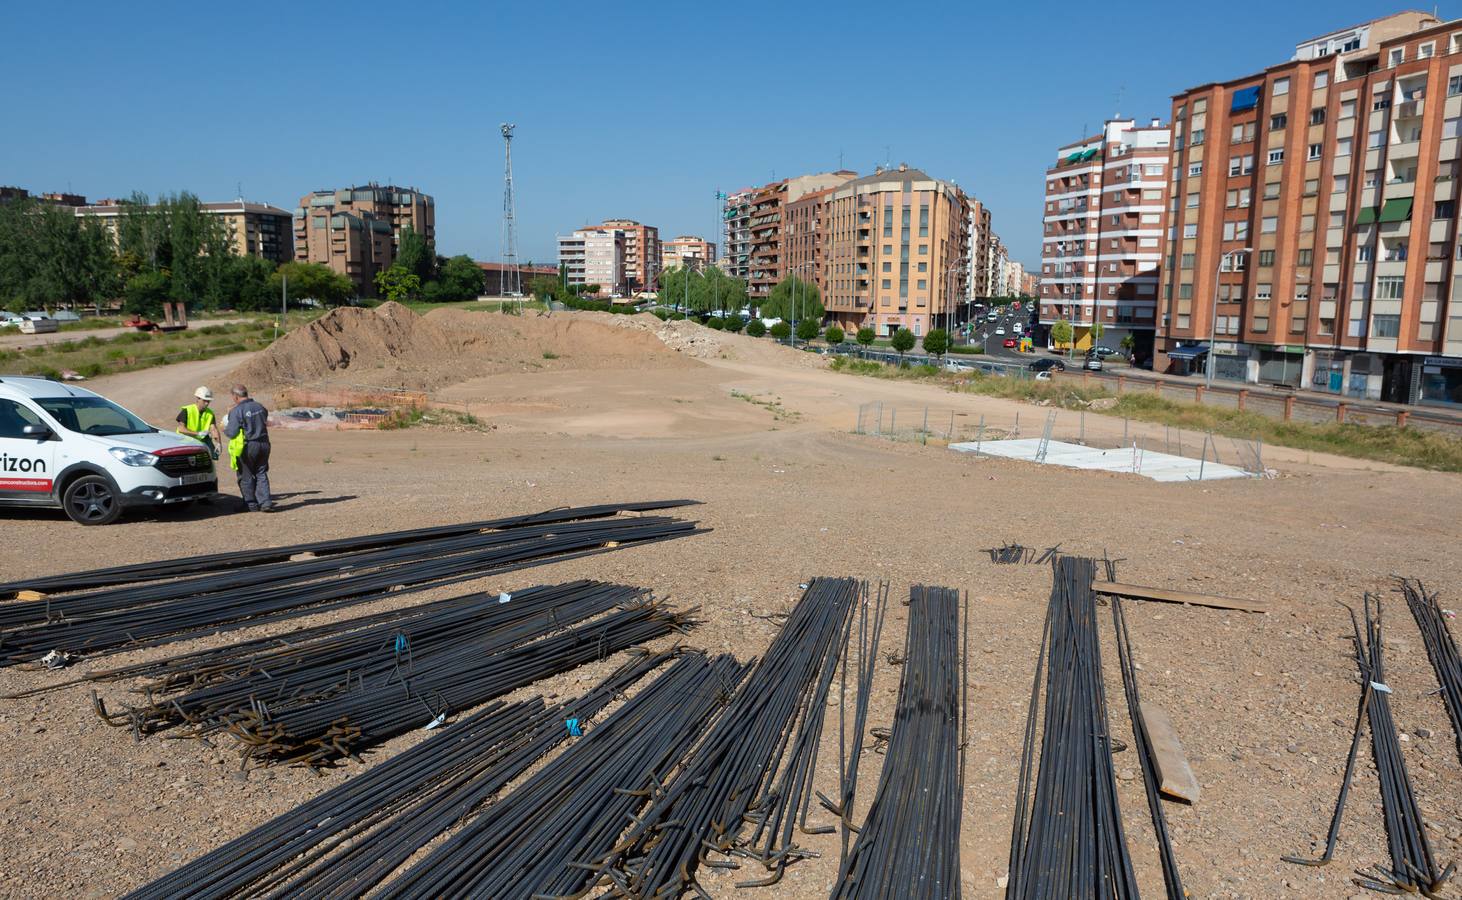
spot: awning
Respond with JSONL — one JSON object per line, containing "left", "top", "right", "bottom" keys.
{"left": 1065, "top": 151, "right": 1083, "bottom": 164}
{"left": 1355, "top": 206, "right": 1379, "bottom": 225}
{"left": 1230, "top": 86, "right": 1260, "bottom": 112}
{"left": 1081, "top": 148, "right": 1100, "bottom": 161}
{"left": 1378, "top": 197, "right": 1413, "bottom": 223}
{"left": 1165, "top": 344, "right": 1210, "bottom": 360}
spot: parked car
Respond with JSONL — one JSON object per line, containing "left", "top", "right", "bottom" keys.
{"left": 1002, "top": 338, "right": 1017, "bottom": 348}
{"left": 1090, "top": 345, "right": 1119, "bottom": 358}
{"left": 48, "top": 310, "right": 81, "bottom": 323}
{"left": 995, "top": 327, "right": 1006, "bottom": 335}
{"left": 1029, "top": 358, "right": 1066, "bottom": 373}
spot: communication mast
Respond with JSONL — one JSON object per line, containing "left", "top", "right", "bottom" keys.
{"left": 500, "top": 123, "right": 521, "bottom": 297}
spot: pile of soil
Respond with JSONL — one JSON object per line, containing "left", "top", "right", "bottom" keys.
{"left": 229, "top": 303, "right": 694, "bottom": 392}
{"left": 580, "top": 311, "right": 827, "bottom": 368}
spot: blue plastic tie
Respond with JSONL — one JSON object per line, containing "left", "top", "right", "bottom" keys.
{"left": 565, "top": 717, "right": 582, "bottom": 737}
{"left": 394, "top": 633, "right": 408, "bottom": 654}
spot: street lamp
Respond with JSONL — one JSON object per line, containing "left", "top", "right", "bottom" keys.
{"left": 789, "top": 261, "right": 815, "bottom": 347}
{"left": 944, "top": 257, "right": 967, "bottom": 339}
{"left": 1206, "top": 247, "right": 1251, "bottom": 387}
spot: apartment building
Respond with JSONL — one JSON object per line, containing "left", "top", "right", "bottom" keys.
{"left": 989, "top": 235, "right": 1010, "bottom": 296}
{"left": 721, "top": 171, "right": 858, "bottom": 299}
{"left": 597, "top": 219, "right": 659, "bottom": 292}
{"left": 661, "top": 235, "right": 717, "bottom": 272}
{"left": 966, "top": 199, "right": 994, "bottom": 298}
{"left": 557, "top": 228, "right": 626, "bottom": 295}
{"left": 821, "top": 164, "right": 971, "bottom": 337}
{"left": 294, "top": 184, "right": 434, "bottom": 296}
{"left": 1042, "top": 118, "right": 1171, "bottom": 355}
{"left": 72, "top": 198, "right": 294, "bottom": 264}
{"left": 786, "top": 187, "right": 835, "bottom": 290}
{"left": 1160, "top": 11, "right": 1462, "bottom": 406}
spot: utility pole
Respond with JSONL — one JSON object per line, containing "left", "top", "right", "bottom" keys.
{"left": 500, "top": 123, "right": 521, "bottom": 304}
{"left": 276, "top": 273, "right": 286, "bottom": 341}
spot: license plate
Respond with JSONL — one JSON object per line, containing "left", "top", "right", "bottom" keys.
{"left": 180, "top": 472, "right": 214, "bottom": 485}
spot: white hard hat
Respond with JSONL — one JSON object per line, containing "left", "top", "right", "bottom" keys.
{"left": 194, "top": 386, "right": 213, "bottom": 401}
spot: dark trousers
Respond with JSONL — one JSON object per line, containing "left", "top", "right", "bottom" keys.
{"left": 237, "top": 441, "right": 272, "bottom": 510}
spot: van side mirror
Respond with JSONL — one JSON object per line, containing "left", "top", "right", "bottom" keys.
{"left": 21, "top": 424, "right": 52, "bottom": 439}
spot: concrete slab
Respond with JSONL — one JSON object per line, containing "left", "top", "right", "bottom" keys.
{"left": 948, "top": 438, "right": 1252, "bottom": 482}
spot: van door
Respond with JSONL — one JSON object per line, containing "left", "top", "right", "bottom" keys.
{"left": 0, "top": 399, "right": 58, "bottom": 501}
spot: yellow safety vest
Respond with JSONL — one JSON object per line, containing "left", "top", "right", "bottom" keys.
{"left": 181, "top": 404, "right": 215, "bottom": 436}
{"left": 228, "top": 429, "right": 245, "bottom": 471}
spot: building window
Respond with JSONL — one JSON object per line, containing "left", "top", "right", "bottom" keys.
{"left": 1298, "top": 249, "right": 1313, "bottom": 266}
{"left": 1178, "top": 283, "right": 1193, "bottom": 299}
{"left": 1372, "top": 313, "right": 1401, "bottom": 337}
{"left": 1183, "top": 223, "right": 1198, "bottom": 238}
{"left": 1270, "top": 113, "right": 1288, "bottom": 130}
{"left": 917, "top": 261, "right": 928, "bottom": 272}
{"left": 1437, "top": 200, "right": 1457, "bottom": 219}
{"left": 1451, "top": 75, "right": 1462, "bottom": 97}
{"left": 1336, "top": 137, "right": 1352, "bottom": 157}
{"left": 1310, "top": 108, "right": 1327, "bottom": 126}
{"left": 1358, "top": 245, "right": 1373, "bottom": 262}
{"left": 1256, "top": 283, "right": 1273, "bottom": 300}
{"left": 1445, "top": 116, "right": 1462, "bottom": 139}
{"left": 1315, "top": 72, "right": 1330, "bottom": 89}
{"left": 1267, "top": 149, "right": 1284, "bottom": 165}
{"left": 1229, "top": 156, "right": 1242, "bottom": 175}
{"left": 1186, "top": 193, "right": 1199, "bottom": 208}
{"left": 1261, "top": 216, "right": 1278, "bottom": 233}
{"left": 1308, "top": 143, "right": 1323, "bottom": 160}
{"left": 1189, "top": 163, "right": 1202, "bottom": 176}
{"left": 1192, "top": 129, "right": 1205, "bottom": 145}
{"left": 883, "top": 261, "right": 891, "bottom": 272}
{"left": 1259, "top": 249, "right": 1275, "bottom": 266}
{"left": 1274, "top": 77, "right": 1290, "bottom": 95}
{"left": 1389, "top": 48, "right": 1404, "bottom": 67}
{"left": 1263, "top": 182, "right": 1281, "bottom": 200}
{"left": 1181, "top": 253, "right": 1195, "bottom": 269}
{"left": 1340, "top": 99, "right": 1356, "bottom": 119}
{"left": 917, "top": 279, "right": 927, "bottom": 290}
{"left": 882, "top": 279, "right": 891, "bottom": 289}
{"left": 1253, "top": 316, "right": 1270, "bottom": 333}
{"left": 1376, "top": 276, "right": 1405, "bottom": 300}
{"left": 1333, "top": 174, "right": 1349, "bottom": 193}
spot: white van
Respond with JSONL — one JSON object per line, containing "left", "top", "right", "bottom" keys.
{"left": 0, "top": 376, "right": 217, "bottom": 524}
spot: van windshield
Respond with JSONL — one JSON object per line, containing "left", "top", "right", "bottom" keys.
{"left": 35, "top": 396, "right": 154, "bottom": 436}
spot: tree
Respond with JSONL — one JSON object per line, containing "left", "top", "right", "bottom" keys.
{"left": 1120, "top": 333, "right": 1135, "bottom": 353}
{"left": 761, "top": 275, "right": 823, "bottom": 322}
{"left": 429, "top": 254, "right": 485, "bottom": 302}
{"left": 769, "top": 321, "right": 792, "bottom": 340}
{"left": 922, "top": 327, "right": 949, "bottom": 358}
{"left": 123, "top": 270, "right": 170, "bottom": 318}
{"left": 269, "top": 261, "right": 354, "bottom": 306}
{"left": 528, "top": 275, "right": 560, "bottom": 302}
{"left": 746, "top": 318, "right": 766, "bottom": 337}
{"left": 1050, "top": 319, "right": 1074, "bottom": 350}
{"left": 891, "top": 327, "right": 916, "bottom": 359}
{"left": 723, "top": 315, "right": 746, "bottom": 333}
{"left": 795, "top": 318, "right": 818, "bottom": 342}
{"left": 396, "top": 225, "right": 435, "bottom": 282}
{"left": 856, "top": 327, "right": 875, "bottom": 347}
{"left": 0, "top": 197, "right": 119, "bottom": 311}
{"left": 1089, "top": 320, "right": 1105, "bottom": 347}
{"left": 212, "top": 255, "right": 276, "bottom": 311}
{"left": 825, "top": 325, "right": 845, "bottom": 345}
{"left": 374, "top": 264, "right": 421, "bottom": 302}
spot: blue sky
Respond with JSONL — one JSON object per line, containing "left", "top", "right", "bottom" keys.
{"left": 4, "top": 1, "right": 1448, "bottom": 268}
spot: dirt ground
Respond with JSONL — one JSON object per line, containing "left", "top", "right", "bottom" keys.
{"left": 1, "top": 313, "right": 1459, "bottom": 899}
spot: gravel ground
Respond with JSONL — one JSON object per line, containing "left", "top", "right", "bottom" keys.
{"left": 0, "top": 338, "right": 1458, "bottom": 900}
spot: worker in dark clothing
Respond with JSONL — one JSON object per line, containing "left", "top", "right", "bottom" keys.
{"left": 222, "top": 384, "right": 274, "bottom": 512}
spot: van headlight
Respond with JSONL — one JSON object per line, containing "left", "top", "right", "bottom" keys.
{"left": 109, "top": 447, "right": 157, "bottom": 467}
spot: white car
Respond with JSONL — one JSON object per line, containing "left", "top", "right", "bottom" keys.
{"left": 995, "top": 327, "right": 1006, "bottom": 335}
{"left": 0, "top": 376, "right": 217, "bottom": 524}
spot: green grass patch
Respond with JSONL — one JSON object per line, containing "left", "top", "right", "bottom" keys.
{"left": 947, "top": 345, "right": 985, "bottom": 354}
{"left": 1, "top": 320, "right": 282, "bottom": 380}
{"left": 381, "top": 407, "right": 486, "bottom": 430}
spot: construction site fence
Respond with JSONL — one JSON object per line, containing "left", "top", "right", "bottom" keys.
{"left": 855, "top": 402, "right": 1267, "bottom": 477}
{"left": 1050, "top": 368, "right": 1461, "bottom": 437}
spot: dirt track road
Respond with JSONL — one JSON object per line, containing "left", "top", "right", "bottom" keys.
{"left": 82, "top": 352, "right": 252, "bottom": 424}
{"left": 0, "top": 318, "right": 249, "bottom": 351}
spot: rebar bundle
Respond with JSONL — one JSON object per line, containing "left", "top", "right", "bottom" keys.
{"left": 1007, "top": 556, "right": 1140, "bottom": 900}
{"left": 380, "top": 651, "right": 749, "bottom": 899}
{"left": 123, "top": 650, "right": 680, "bottom": 900}
{"left": 824, "top": 581, "right": 890, "bottom": 868}
{"left": 1348, "top": 594, "right": 1454, "bottom": 897}
{"left": 91, "top": 581, "right": 642, "bottom": 741}
{"left": 832, "top": 584, "right": 966, "bottom": 900}
{"left": 576, "top": 577, "right": 864, "bottom": 896}
{"left": 1399, "top": 577, "right": 1462, "bottom": 767}
{"left": 988, "top": 543, "right": 1031, "bottom": 564}
{"left": 0, "top": 513, "right": 702, "bottom": 666}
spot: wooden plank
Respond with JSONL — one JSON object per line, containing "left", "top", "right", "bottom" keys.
{"left": 1096, "top": 581, "right": 1266, "bottom": 614}
{"left": 1138, "top": 702, "right": 1200, "bottom": 803}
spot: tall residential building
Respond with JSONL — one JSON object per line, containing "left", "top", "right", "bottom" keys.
{"left": 821, "top": 164, "right": 971, "bottom": 337}
{"left": 661, "top": 235, "right": 717, "bottom": 271}
{"left": 1042, "top": 118, "right": 1172, "bottom": 354}
{"left": 1160, "top": 11, "right": 1462, "bottom": 406}
{"left": 989, "top": 235, "right": 1010, "bottom": 296}
{"left": 786, "top": 187, "right": 835, "bottom": 291}
{"left": 557, "top": 228, "right": 625, "bottom": 295}
{"left": 294, "top": 184, "right": 435, "bottom": 296}
{"left": 966, "top": 199, "right": 994, "bottom": 299}
{"left": 596, "top": 219, "right": 659, "bottom": 292}
{"left": 72, "top": 198, "right": 294, "bottom": 264}
{"left": 722, "top": 171, "right": 858, "bottom": 299}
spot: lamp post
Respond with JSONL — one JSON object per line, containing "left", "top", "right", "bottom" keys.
{"left": 789, "top": 261, "right": 815, "bottom": 347}
{"left": 1206, "top": 247, "right": 1252, "bottom": 387}
{"left": 944, "top": 257, "right": 967, "bottom": 340}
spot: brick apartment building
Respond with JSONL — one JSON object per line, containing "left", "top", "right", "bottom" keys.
{"left": 1041, "top": 118, "right": 1172, "bottom": 356}
{"left": 72, "top": 197, "right": 294, "bottom": 264}
{"left": 597, "top": 219, "right": 659, "bottom": 292}
{"left": 1159, "top": 10, "right": 1462, "bottom": 407}
{"left": 661, "top": 235, "right": 716, "bottom": 272}
{"left": 294, "top": 184, "right": 434, "bottom": 297}
{"left": 821, "top": 164, "right": 972, "bottom": 337}
{"left": 967, "top": 199, "right": 994, "bottom": 299}
{"left": 785, "top": 187, "right": 835, "bottom": 289}
{"left": 721, "top": 171, "right": 858, "bottom": 300}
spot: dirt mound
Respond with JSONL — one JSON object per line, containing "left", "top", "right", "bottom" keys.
{"left": 578, "top": 311, "right": 826, "bottom": 368}
{"left": 228, "top": 303, "right": 695, "bottom": 393}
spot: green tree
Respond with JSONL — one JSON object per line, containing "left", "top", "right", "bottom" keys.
{"left": 528, "top": 275, "right": 560, "bottom": 302}
{"left": 922, "top": 328, "right": 949, "bottom": 358}
{"left": 760, "top": 275, "right": 823, "bottom": 322}
{"left": 428, "top": 254, "right": 485, "bottom": 302}
{"left": 891, "top": 327, "right": 916, "bottom": 359}
{"left": 1050, "top": 319, "right": 1074, "bottom": 349}
{"left": 1089, "top": 320, "right": 1105, "bottom": 347}
{"left": 723, "top": 315, "right": 745, "bottom": 333}
{"left": 269, "top": 261, "right": 354, "bottom": 306}
{"left": 856, "top": 326, "right": 875, "bottom": 347}
{"left": 825, "top": 325, "right": 845, "bottom": 345}
{"left": 374, "top": 264, "right": 421, "bottom": 302}
{"left": 1120, "top": 333, "right": 1135, "bottom": 353}
{"left": 769, "top": 321, "right": 792, "bottom": 340}
{"left": 746, "top": 319, "right": 766, "bottom": 337}
{"left": 212, "top": 255, "right": 276, "bottom": 311}
{"left": 396, "top": 225, "right": 435, "bottom": 282}
{"left": 795, "top": 318, "right": 818, "bottom": 341}
{"left": 123, "top": 270, "right": 170, "bottom": 317}
{"left": 0, "top": 198, "right": 119, "bottom": 311}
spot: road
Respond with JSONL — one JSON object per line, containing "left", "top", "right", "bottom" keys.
{"left": 0, "top": 318, "right": 249, "bottom": 350}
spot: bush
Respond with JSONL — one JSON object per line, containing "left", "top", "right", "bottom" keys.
{"left": 746, "top": 318, "right": 766, "bottom": 337}
{"left": 890, "top": 328, "right": 916, "bottom": 355}
{"left": 856, "top": 327, "right": 875, "bottom": 347}
{"left": 795, "top": 319, "right": 819, "bottom": 341}
{"left": 947, "top": 345, "right": 985, "bottom": 355}
{"left": 922, "top": 328, "right": 949, "bottom": 357}
{"left": 706, "top": 317, "right": 725, "bottom": 330}
{"left": 653, "top": 309, "right": 670, "bottom": 321}
{"left": 723, "top": 316, "right": 746, "bottom": 333}
{"left": 825, "top": 325, "right": 844, "bottom": 344}
{"left": 769, "top": 321, "right": 792, "bottom": 340}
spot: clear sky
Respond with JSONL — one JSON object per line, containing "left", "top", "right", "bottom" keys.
{"left": 4, "top": 1, "right": 1450, "bottom": 268}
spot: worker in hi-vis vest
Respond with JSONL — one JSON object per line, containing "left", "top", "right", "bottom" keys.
{"left": 222, "top": 383, "right": 274, "bottom": 512}
{"left": 176, "top": 386, "right": 221, "bottom": 459}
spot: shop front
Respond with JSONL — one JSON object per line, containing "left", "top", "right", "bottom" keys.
{"left": 1419, "top": 356, "right": 1462, "bottom": 409}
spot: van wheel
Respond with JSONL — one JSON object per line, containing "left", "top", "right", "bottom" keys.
{"left": 63, "top": 475, "right": 122, "bottom": 525}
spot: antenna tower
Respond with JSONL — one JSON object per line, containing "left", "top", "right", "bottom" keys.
{"left": 500, "top": 123, "right": 521, "bottom": 297}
